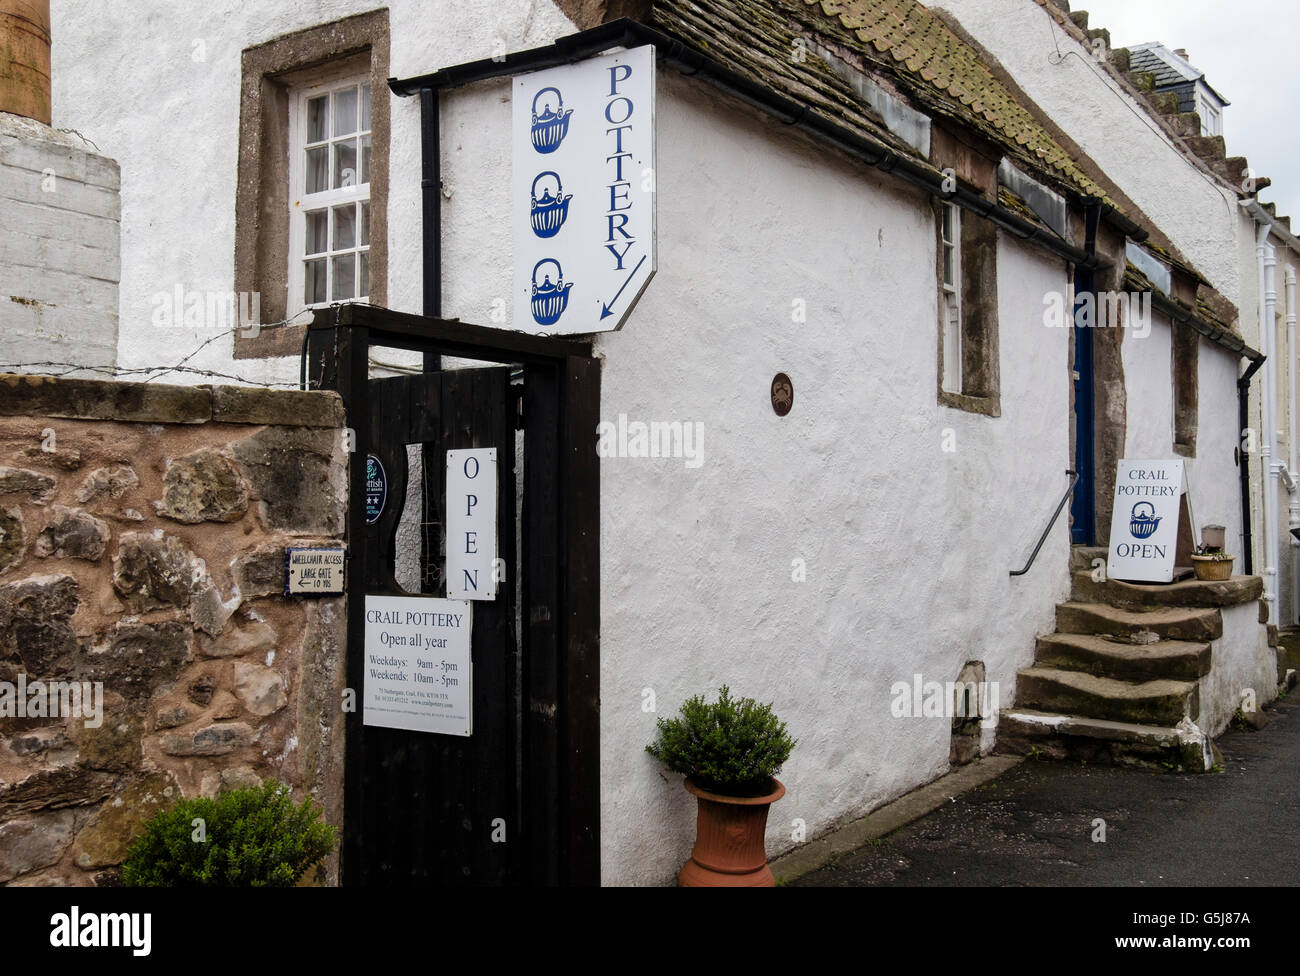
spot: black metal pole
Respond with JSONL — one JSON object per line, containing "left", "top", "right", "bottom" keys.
{"left": 419, "top": 86, "right": 442, "bottom": 348}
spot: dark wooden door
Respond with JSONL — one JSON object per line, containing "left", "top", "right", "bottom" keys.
{"left": 308, "top": 307, "right": 601, "bottom": 886}
{"left": 353, "top": 367, "right": 517, "bottom": 885}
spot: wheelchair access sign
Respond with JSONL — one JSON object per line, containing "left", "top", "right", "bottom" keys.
{"left": 1106, "top": 459, "right": 1186, "bottom": 583}
{"left": 512, "top": 45, "right": 656, "bottom": 335}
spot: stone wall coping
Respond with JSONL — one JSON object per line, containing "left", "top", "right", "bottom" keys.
{"left": 0, "top": 374, "right": 343, "bottom": 428}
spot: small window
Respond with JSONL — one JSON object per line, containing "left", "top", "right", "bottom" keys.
{"left": 1199, "top": 98, "right": 1221, "bottom": 138}
{"left": 289, "top": 77, "right": 372, "bottom": 312}
{"left": 937, "top": 201, "right": 1001, "bottom": 416}
{"left": 233, "top": 9, "right": 388, "bottom": 360}
{"left": 940, "top": 203, "right": 962, "bottom": 394}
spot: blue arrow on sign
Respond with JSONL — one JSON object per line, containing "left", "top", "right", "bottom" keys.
{"left": 599, "top": 254, "right": 647, "bottom": 320}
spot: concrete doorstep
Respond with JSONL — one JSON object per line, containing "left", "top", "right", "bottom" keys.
{"left": 771, "top": 755, "right": 1023, "bottom": 884}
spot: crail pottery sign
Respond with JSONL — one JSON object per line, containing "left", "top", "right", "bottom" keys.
{"left": 1106, "top": 458, "right": 1186, "bottom": 583}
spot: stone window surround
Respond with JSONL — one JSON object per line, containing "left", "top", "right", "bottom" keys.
{"left": 1172, "top": 321, "right": 1198, "bottom": 457}
{"left": 934, "top": 196, "right": 1002, "bottom": 418}
{"left": 233, "top": 9, "right": 389, "bottom": 361}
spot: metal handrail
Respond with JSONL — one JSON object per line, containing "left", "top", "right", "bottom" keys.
{"left": 1010, "top": 470, "right": 1080, "bottom": 577}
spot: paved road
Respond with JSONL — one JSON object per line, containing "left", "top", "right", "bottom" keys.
{"left": 794, "top": 692, "right": 1300, "bottom": 887}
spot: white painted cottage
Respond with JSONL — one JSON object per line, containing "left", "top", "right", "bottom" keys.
{"left": 22, "top": 0, "right": 1287, "bottom": 885}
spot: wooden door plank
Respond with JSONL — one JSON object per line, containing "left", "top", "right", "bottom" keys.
{"left": 560, "top": 355, "right": 601, "bottom": 885}
{"left": 522, "top": 361, "right": 561, "bottom": 885}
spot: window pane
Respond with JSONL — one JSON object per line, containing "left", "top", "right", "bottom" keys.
{"left": 307, "top": 96, "right": 328, "bottom": 143}
{"left": 332, "top": 253, "right": 356, "bottom": 300}
{"left": 360, "top": 133, "right": 371, "bottom": 185}
{"left": 360, "top": 202, "right": 370, "bottom": 246}
{"left": 360, "top": 84, "right": 371, "bottom": 131}
{"left": 305, "top": 146, "right": 328, "bottom": 194}
{"left": 941, "top": 204, "right": 954, "bottom": 243}
{"left": 943, "top": 246, "right": 954, "bottom": 288}
{"left": 305, "top": 258, "right": 327, "bottom": 305}
{"left": 334, "top": 138, "right": 357, "bottom": 188}
{"left": 305, "top": 210, "right": 328, "bottom": 255}
{"left": 359, "top": 250, "right": 369, "bottom": 298}
{"left": 942, "top": 297, "right": 962, "bottom": 394}
{"left": 333, "top": 86, "right": 358, "bottom": 137}
{"left": 332, "top": 204, "right": 356, "bottom": 250}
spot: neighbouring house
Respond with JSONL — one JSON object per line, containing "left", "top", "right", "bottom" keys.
{"left": 0, "top": 0, "right": 1288, "bottom": 887}
{"left": 1127, "top": 43, "right": 1228, "bottom": 138}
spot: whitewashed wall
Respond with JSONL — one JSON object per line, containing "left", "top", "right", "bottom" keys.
{"left": 584, "top": 72, "right": 1071, "bottom": 884}
{"left": 51, "top": 0, "right": 1079, "bottom": 885}
{"left": 1194, "top": 334, "right": 1247, "bottom": 558}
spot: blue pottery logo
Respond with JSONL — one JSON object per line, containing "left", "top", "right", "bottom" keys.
{"left": 1129, "top": 501, "right": 1160, "bottom": 539}
{"left": 531, "top": 258, "right": 573, "bottom": 326}
{"left": 530, "top": 87, "right": 572, "bottom": 154}
{"left": 529, "top": 171, "right": 571, "bottom": 238}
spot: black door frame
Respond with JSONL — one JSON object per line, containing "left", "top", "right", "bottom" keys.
{"left": 306, "top": 303, "right": 601, "bottom": 885}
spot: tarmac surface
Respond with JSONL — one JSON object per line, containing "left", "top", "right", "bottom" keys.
{"left": 793, "top": 690, "right": 1300, "bottom": 887}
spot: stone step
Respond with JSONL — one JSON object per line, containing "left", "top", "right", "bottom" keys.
{"left": 1036, "top": 632, "right": 1211, "bottom": 681}
{"left": 1055, "top": 601, "right": 1222, "bottom": 642}
{"left": 1016, "top": 666, "right": 1199, "bottom": 726}
{"left": 995, "top": 709, "right": 1212, "bottom": 772}
{"left": 1071, "top": 571, "right": 1262, "bottom": 611}
{"left": 1069, "top": 545, "right": 1109, "bottom": 573}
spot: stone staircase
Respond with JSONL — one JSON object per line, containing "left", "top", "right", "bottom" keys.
{"left": 997, "top": 547, "right": 1264, "bottom": 772}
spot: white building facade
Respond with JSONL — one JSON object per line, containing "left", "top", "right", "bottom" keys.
{"left": 38, "top": 0, "right": 1283, "bottom": 885}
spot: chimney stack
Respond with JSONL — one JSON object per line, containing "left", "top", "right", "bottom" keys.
{"left": 0, "top": 0, "right": 51, "bottom": 124}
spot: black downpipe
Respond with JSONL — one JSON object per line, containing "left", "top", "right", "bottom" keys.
{"left": 417, "top": 87, "right": 442, "bottom": 595}
{"left": 1239, "top": 356, "right": 1265, "bottom": 575}
{"left": 419, "top": 86, "right": 441, "bottom": 372}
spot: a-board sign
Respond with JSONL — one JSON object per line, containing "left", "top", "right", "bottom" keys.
{"left": 512, "top": 45, "right": 656, "bottom": 335}
{"left": 284, "top": 547, "right": 345, "bottom": 595}
{"left": 363, "top": 595, "right": 472, "bottom": 737}
{"left": 446, "top": 448, "right": 498, "bottom": 601}
{"left": 365, "top": 455, "right": 386, "bottom": 525}
{"left": 1106, "top": 459, "right": 1186, "bottom": 583}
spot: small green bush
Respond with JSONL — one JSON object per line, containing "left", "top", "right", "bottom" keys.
{"left": 646, "top": 685, "right": 796, "bottom": 796}
{"left": 121, "top": 781, "right": 337, "bottom": 887}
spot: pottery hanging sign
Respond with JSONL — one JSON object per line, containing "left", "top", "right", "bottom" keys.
{"left": 1106, "top": 459, "right": 1185, "bottom": 583}
{"left": 512, "top": 45, "right": 656, "bottom": 335}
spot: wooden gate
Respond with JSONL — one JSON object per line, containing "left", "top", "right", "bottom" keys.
{"left": 306, "top": 305, "right": 600, "bottom": 886}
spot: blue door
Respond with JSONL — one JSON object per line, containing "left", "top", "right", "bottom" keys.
{"left": 1070, "top": 267, "right": 1096, "bottom": 545}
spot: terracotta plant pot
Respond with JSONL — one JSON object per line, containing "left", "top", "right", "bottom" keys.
{"left": 678, "top": 777, "right": 785, "bottom": 887}
{"left": 1191, "top": 554, "right": 1233, "bottom": 581}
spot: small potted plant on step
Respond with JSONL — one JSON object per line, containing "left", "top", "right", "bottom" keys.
{"left": 1191, "top": 524, "right": 1234, "bottom": 581}
{"left": 647, "top": 685, "right": 795, "bottom": 887}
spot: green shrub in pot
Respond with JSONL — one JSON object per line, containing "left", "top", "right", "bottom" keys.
{"left": 646, "top": 685, "right": 796, "bottom": 797}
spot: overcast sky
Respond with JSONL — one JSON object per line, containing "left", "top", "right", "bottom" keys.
{"left": 1073, "top": 0, "right": 1298, "bottom": 222}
